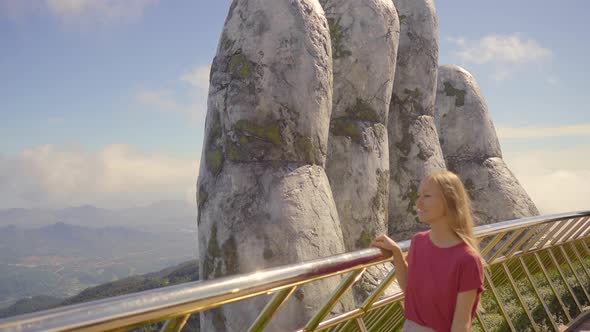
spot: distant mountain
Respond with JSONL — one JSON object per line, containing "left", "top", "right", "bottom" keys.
{"left": 0, "top": 200, "right": 197, "bottom": 233}
{"left": 0, "top": 260, "right": 200, "bottom": 331}
{"left": 0, "top": 221, "right": 196, "bottom": 308}
{"left": 0, "top": 295, "right": 62, "bottom": 319}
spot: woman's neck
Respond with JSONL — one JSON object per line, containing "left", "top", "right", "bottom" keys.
{"left": 429, "top": 220, "right": 461, "bottom": 248}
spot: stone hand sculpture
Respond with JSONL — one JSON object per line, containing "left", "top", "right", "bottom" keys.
{"left": 197, "top": 0, "right": 351, "bottom": 330}
{"left": 197, "top": 0, "right": 539, "bottom": 330}
{"left": 435, "top": 65, "right": 539, "bottom": 224}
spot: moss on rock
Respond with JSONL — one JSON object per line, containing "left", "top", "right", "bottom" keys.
{"left": 295, "top": 136, "right": 317, "bottom": 164}
{"left": 405, "top": 185, "right": 419, "bottom": 216}
{"left": 346, "top": 98, "right": 380, "bottom": 123}
{"left": 356, "top": 229, "right": 374, "bottom": 249}
{"left": 327, "top": 18, "right": 351, "bottom": 59}
{"left": 206, "top": 148, "right": 224, "bottom": 176}
{"left": 331, "top": 118, "right": 363, "bottom": 143}
{"left": 234, "top": 120, "right": 282, "bottom": 145}
{"left": 443, "top": 82, "right": 466, "bottom": 107}
{"left": 222, "top": 235, "right": 239, "bottom": 275}
{"left": 229, "top": 53, "right": 254, "bottom": 79}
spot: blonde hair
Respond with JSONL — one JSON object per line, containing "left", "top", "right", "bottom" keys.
{"left": 426, "top": 171, "right": 481, "bottom": 258}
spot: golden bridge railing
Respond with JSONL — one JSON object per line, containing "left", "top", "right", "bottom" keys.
{"left": 1, "top": 211, "right": 589, "bottom": 332}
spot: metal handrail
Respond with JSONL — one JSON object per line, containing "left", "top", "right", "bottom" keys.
{"left": 1, "top": 210, "right": 590, "bottom": 332}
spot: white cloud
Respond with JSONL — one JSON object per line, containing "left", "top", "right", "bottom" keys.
{"left": 0, "top": 144, "right": 199, "bottom": 209}
{"left": 0, "top": 0, "right": 156, "bottom": 26}
{"left": 504, "top": 147, "right": 590, "bottom": 214}
{"left": 180, "top": 65, "right": 211, "bottom": 90}
{"left": 497, "top": 124, "right": 590, "bottom": 139}
{"left": 451, "top": 34, "right": 552, "bottom": 65}
{"left": 47, "top": 0, "right": 156, "bottom": 26}
{"left": 135, "top": 64, "right": 210, "bottom": 124}
{"left": 448, "top": 34, "right": 552, "bottom": 81}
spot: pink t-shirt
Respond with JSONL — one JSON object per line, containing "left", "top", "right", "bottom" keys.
{"left": 403, "top": 231, "right": 484, "bottom": 332}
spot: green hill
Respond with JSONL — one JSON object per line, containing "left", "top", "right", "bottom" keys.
{"left": 0, "top": 260, "right": 200, "bottom": 331}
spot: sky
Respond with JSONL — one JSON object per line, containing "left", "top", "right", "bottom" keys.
{"left": 0, "top": 0, "right": 589, "bottom": 214}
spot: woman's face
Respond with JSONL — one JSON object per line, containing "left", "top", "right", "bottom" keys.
{"left": 416, "top": 178, "right": 447, "bottom": 224}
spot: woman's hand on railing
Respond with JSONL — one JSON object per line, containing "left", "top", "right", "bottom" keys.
{"left": 372, "top": 234, "right": 408, "bottom": 292}
{"left": 371, "top": 234, "right": 403, "bottom": 259}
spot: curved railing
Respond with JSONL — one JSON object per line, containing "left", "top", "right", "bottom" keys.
{"left": 1, "top": 211, "right": 589, "bottom": 332}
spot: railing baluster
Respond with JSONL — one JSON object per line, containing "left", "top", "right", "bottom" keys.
{"left": 304, "top": 269, "right": 366, "bottom": 331}
{"left": 535, "top": 219, "right": 570, "bottom": 250}
{"left": 366, "top": 302, "right": 393, "bottom": 330}
{"left": 553, "top": 218, "right": 577, "bottom": 244}
{"left": 547, "top": 248, "right": 583, "bottom": 313}
{"left": 501, "top": 262, "right": 540, "bottom": 331}
{"left": 355, "top": 318, "right": 368, "bottom": 332}
{"left": 520, "top": 223, "right": 555, "bottom": 254}
{"left": 559, "top": 246, "right": 590, "bottom": 303}
{"left": 488, "top": 228, "right": 526, "bottom": 262}
{"left": 534, "top": 252, "right": 572, "bottom": 321}
{"left": 378, "top": 305, "right": 403, "bottom": 332}
{"left": 480, "top": 232, "right": 506, "bottom": 257}
{"left": 572, "top": 217, "right": 590, "bottom": 240}
{"left": 361, "top": 269, "right": 397, "bottom": 312}
{"left": 482, "top": 268, "right": 516, "bottom": 331}
{"left": 581, "top": 241, "right": 590, "bottom": 261}
{"left": 370, "top": 303, "right": 395, "bottom": 332}
{"left": 505, "top": 224, "right": 542, "bottom": 258}
{"left": 569, "top": 242, "right": 590, "bottom": 284}
{"left": 248, "top": 286, "right": 297, "bottom": 332}
{"left": 475, "top": 311, "right": 490, "bottom": 332}
{"left": 558, "top": 217, "right": 586, "bottom": 244}
{"left": 519, "top": 257, "right": 560, "bottom": 332}
{"left": 160, "top": 314, "right": 190, "bottom": 332}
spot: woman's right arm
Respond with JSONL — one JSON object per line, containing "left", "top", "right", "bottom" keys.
{"left": 371, "top": 235, "right": 408, "bottom": 292}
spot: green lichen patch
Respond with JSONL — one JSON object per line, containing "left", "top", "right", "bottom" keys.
{"left": 210, "top": 110, "right": 222, "bottom": 139}
{"left": 263, "top": 247, "right": 274, "bottom": 260}
{"left": 225, "top": 141, "right": 241, "bottom": 161}
{"left": 203, "top": 224, "right": 222, "bottom": 279}
{"left": 345, "top": 98, "right": 380, "bottom": 123}
{"left": 197, "top": 186, "right": 208, "bottom": 209}
{"left": 229, "top": 53, "right": 254, "bottom": 79}
{"left": 356, "top": 229, "right": 374, "bottom": 249}
{"left": 327, "top": 18, "right": 352, "bottom": 59}
{"left": 374, "top": 124, "right": 386, "bottom": 141}
{"left": 394, "top": 113, "right": 415, "bottom": 157}
{"left": 206, "top": 148, "right": 224, "bottom": 176}
{"left": 464, "top": 178, "right": 475, "bottom": 191}
{"left": 222, "top": 236, "right": 239, "bottom": 275}
{"left": 331, "top": 118, "right": 363, "bottom": 143}
{"left": 294, "top": 289, "right": 305, "bottom": 301}
{"left": 234, "top": 120, "right": 283, "bottom": 145}
{"left": 238, "top": 135, "right": 248, "bottom": 145}
{"left": 295, "top": 136, "right": 318, "bottom": 165}
{"left": 404, "top": 185, "right": 419, "bottom": 216}
{"left": 443, "top": 82, "right": 466, "bottom": 107}
{"left": 398, "top": 14, "right": 407, "bottom": 24}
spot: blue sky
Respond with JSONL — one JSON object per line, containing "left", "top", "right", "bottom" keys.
{"left": 0, "top": 0, "right": 589, "bottom": 212}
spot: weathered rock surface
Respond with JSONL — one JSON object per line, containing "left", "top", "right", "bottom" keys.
{"left": 197, "top": 0, "right": 350, "bottom": 330}
{"left": 322, "top": 0, "right": 399, "bottom": 251}
{"left": 388, "top": 0, "right": 446, "bottom": 240}
{"left": 434, "top": 65, "right": 539, "bottom": 224}
{"left": 321, "top": 0, "right": 399, "bottom": 304}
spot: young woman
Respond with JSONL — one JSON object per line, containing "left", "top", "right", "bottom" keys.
{"left": 372, "top": 171, "right": 484, "bottom": 332}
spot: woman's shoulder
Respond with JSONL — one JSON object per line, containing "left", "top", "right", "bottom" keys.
{"left": 411, "top": 230, "right": 429, "bottom": 241}
{"left": 457, "top": 246, "right": 483, "bottom": 266}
